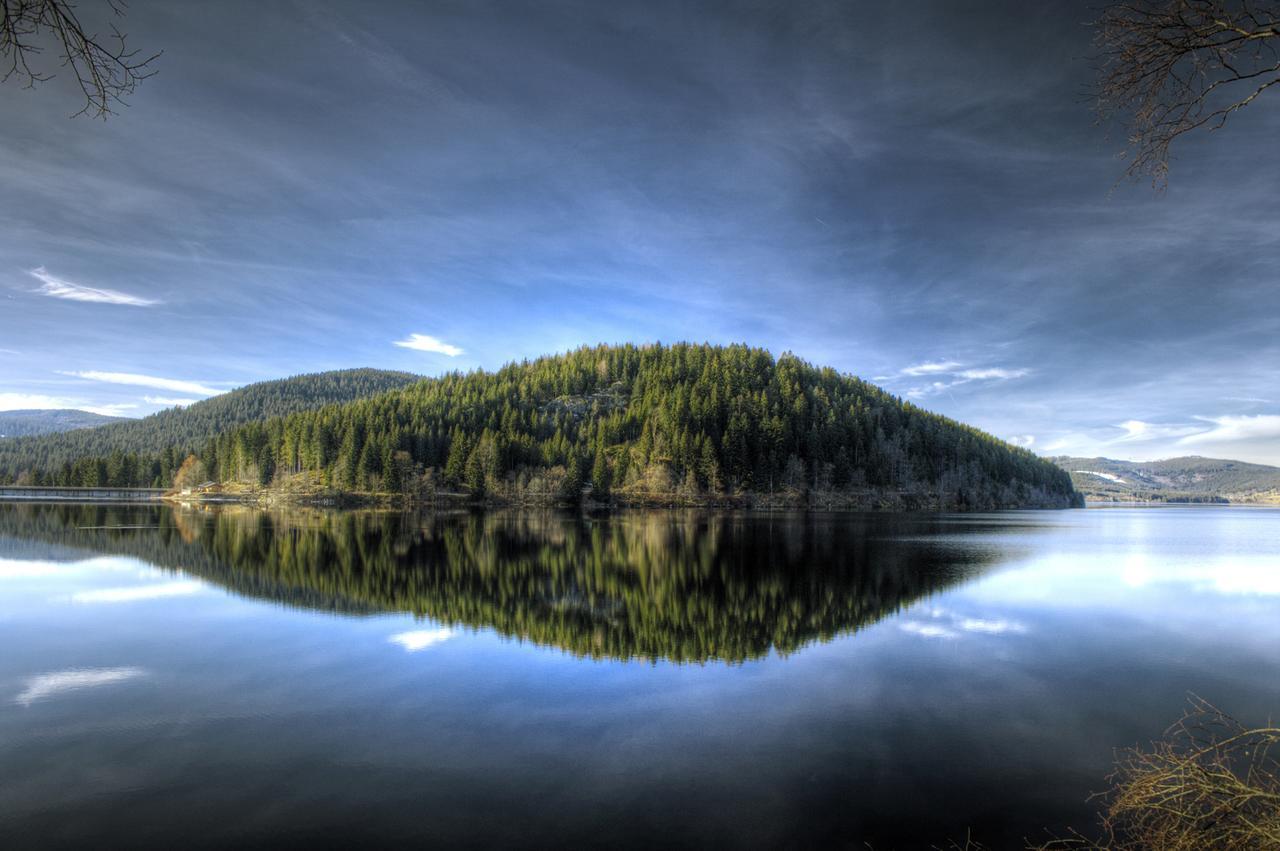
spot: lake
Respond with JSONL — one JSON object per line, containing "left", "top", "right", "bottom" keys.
{"left": 1, "top": 502, "right": 1278, "bottom": 849}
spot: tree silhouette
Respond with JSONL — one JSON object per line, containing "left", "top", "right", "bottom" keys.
{"left": 1095, "top": 0, "right": 1280, "bottom": 187}
{"left": 2, "top": 0, "right": 159, "bottom": 116}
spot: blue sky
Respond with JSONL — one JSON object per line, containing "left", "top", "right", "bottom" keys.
{"left": 2, "top": 0, "right": 1277, "bottom": 464}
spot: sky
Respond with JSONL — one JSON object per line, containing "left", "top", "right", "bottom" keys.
{"left": 1, "top": 0, "right": 1277, "bottom": 464}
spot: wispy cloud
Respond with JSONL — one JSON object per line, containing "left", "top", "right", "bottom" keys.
{"left": 1007, "top": 434, "right": 1035, "bottom": 448}
{"left": 900, "top": 360, "right": 963, "bottom": 377}
{"left": 71, "top": 580, "right": 206, "bottom": 604}
{"left": 15, "top": 667, "right": 146, "bottom": 706}
{"left": 881, "top": 361, "right": 1030, "bottom": 399}
{"left": 955, "top": 368, "right": 1027, "bottom": 381}
{"left": 82, "top": 403, "right": 138, "bottom": 417}
{"left": 1113, "top": 419, "right": 1204, "bottom": 443}
{"left": 393, "top": 334, "right": 463, "bottom": 357}
{"left": 1179, "top": 414, "right": 1280, "bottom": 446}
{"left": 909, "top": 371, "right": 1029, "bottom": 398}
{"left": 29, "top": 267, "right": 158, "bottom": 307}
{"left": 0, "top": 392, "right": 82, "bottom": 412}
{"left": 389, "top": 627, "right": 455, "bottom": 652}
{"left": 1044, "top": 412, "right": 1280, "bottom": 464}
{"left": 143, "top": 396, "right": 201, "bottom": 407}
{"left": 61, "top": 371, "right": 226, "bottom": 397}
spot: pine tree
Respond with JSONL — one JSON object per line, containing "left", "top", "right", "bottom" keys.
{"left": 591, "top": 445, "right": 610, "bottom": 498}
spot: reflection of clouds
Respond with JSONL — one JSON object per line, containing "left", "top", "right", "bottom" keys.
{"left": 0, "top": 560, "right": 64, "bottom": 579}
{"left": 957, "top": 618, "right": 1026, "bottom": 635}
{"left": 1211, "top": 563, "right": 1280, "bottom": 596}
{"left": 899, "top": 621, "right": 958, "bottom": 640}
{"left": 898, "top": 608, "right": 1027, "bottom": 640}
{"left": 1121, "top": 553, "right": 1280, "bottom": 596}
{"left": 389, "top": 628, "right": 454, "bottom": 652}
{"left": 15, "top": 667, "right": 146, "bottom": 706}
{"left": 0, "top": 556, "right": 137, "bottom": 580}
{"left": 1121, "top": 553, "right": 1154, "bottom": 589}
{"left": 71, "top": 580, "right": 205, "bottom": 604}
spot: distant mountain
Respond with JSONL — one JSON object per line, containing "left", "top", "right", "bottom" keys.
{"left": 1052, "top": 456, "right": 1280, "bottom": 504}
{"left": 0, "top": 409, "right": 127, "bottom": 439}
{"left": 0, "top": 369, "right": 420, "bottom": 486}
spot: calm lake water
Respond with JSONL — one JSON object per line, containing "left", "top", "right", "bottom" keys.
{"left": 1, "top": 503, "right": 1278, "bottom": 849}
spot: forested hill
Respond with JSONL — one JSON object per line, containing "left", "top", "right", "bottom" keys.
{"left": 0, "top": 346, "right": 1078, "bottom": 508}
{"left": 0, "top": 368, "right": 418, "bottom": 487}
{"left": 180, "top": 344, "right": 1070, "bottom": 509}
{"left": 1054, "top": 456, "right": 1280, "bottom": 504}
{"left": 0, "top": 409, "right": 125, "bottom": 438}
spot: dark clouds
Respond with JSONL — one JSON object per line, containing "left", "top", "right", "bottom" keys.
{"left": 1, "top": 0, "right": 1277, "bottom": 461}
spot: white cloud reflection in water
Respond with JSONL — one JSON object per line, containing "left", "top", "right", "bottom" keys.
{"left": 70, "top": 581, "right": 207, "bottom": 604}
{"left": 15, "top": 667, "right": 147, "bottom": 707}
{"left": 0, "top": 556, "right": 137, "bottom": 580}
{"left": 1119, "top": 553, "right": 1280, "bottom": 597}
{"left": 389, "top": 628, "right": 455, "bottom": 652}
{"left": 898, "top": 608, "right": 1028, "bottom": 641}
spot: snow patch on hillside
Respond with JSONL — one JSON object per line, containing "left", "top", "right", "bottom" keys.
{"left": 1074, "top": 470, "right": 1126, "bottom": 484}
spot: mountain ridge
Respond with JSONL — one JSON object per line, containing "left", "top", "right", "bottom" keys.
{"left": 0, "top": 368, "right": 420, "bottom": 486}
{"left": 1052, "top": 455, "right": 1280, "bottom": 504}
{"left": 0, "top": 409, "right": 127, "bottom": 438}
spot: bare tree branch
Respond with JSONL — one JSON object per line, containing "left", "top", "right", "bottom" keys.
{"left": 1, "top": 0, "right": 159, "bottom": 117}
{"left": 1094, "top": 0, "right": 1280, "bottom": 188}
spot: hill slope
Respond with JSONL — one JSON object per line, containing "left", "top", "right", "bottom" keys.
{"left": 195, "top": 343, "right": 1077, "bottom": 509}
{"left": 0, "top": 345, "right": 1080, "bottom": 509}
{"left": 0, "top": 409, "right": 126, "bottom": 438}
{"left": 0, "top": 368, "right": 419, "bottom": 486}
{"left": 1053, "top": 456, "right": 1280, "bottom": 504}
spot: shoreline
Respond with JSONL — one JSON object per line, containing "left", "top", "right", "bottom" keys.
{"left": 154, "top": 485, "right": 1082, "bottom": 512}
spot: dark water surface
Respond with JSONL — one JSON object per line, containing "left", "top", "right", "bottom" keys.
{"left": 1, "top": 503, "right": 1278, "bottom": 849}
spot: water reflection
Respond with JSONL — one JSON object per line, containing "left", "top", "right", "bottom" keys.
{"left": 14, "top": 667, "right": 147, "bottom": 707}
{"left": 0, "top": 503, "right": 1020, "bottom": 663}
{"left": 2, "top": 503, "right": 1279, "bottom": 849}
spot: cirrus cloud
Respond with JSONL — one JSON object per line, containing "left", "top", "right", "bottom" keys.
{"left": 29, "top": 267, "right": 158, "bottom": 307}
{"left": 879, "top": 360, "right": 1030, "bottom": 399}
{"left": 60, "top": 371, "right": 226, "bottom": 397}
{"left": 1180, "top": 414, "right": 1280, "bottom": 446}
{"left": 900, "top": 360, "right": 963, "bottom": 377}
{"left": 143, "top": 396, "right": 201, "bottom": 407}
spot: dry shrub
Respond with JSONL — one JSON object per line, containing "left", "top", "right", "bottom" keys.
{"left": 1037, "top": 695, "right": 1280, "bottom": 850}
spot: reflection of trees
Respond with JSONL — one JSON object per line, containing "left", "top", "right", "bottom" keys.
{"left": 0, "top": 503, "right": 1007, "bottom": 662}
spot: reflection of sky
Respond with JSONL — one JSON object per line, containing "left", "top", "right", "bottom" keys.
{"left": 388, "top": 628, "right": 455, "bottom": 652}
{"left": 0, "top": 507, "right": 1278, "bottom": 849}
{"left": 15, "top": 667, "right": 147, "bottom": 707}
